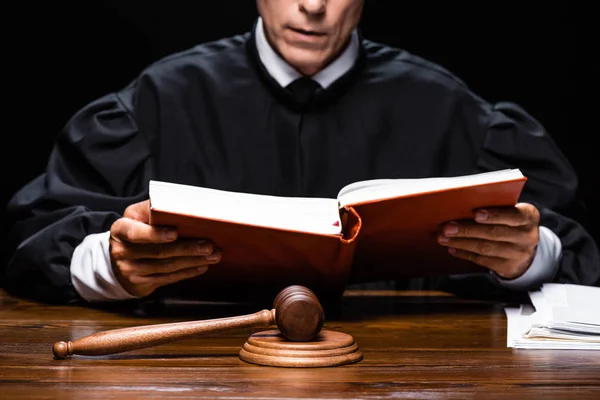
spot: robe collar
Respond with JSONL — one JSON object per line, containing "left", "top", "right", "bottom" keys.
{"left": 254, "top": 17, "right": 360, "bottom": 89}
{"left": 246, "top": 18, "right": 367, "bottom": 112}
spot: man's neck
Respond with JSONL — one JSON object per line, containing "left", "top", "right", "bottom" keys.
{"left": 255, "top": 17, "right": 359, "bottom": 89}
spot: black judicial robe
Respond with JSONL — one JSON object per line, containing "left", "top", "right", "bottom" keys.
{"left": 4, "top": 28, "right": 599, "bottom": 304}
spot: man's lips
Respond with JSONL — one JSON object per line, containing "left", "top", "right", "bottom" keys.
{"left": 288, "top": 27, "right": 327, "bottom": 36}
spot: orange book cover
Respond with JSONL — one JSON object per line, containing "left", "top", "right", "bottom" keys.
{"left": 147, "top": 169, "right": 526, "bottom": 301}
{"left": 148, "top": 198, "right": 361, "bottom": 303}
{"left": 345, "top": 177, "right": 527, "bottom": 283}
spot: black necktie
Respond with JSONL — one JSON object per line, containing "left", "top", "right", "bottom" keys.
{"left": 286, "top": 77, "right": 322, "bottom": 106}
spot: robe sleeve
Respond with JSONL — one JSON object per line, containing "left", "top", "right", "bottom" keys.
{"left": 439, "top": 88, "right": 600, "bottom": 299}
{"left": 3, "top": 80, "right": 154, "bottom": 304}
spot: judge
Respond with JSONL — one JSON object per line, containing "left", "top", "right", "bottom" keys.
{"left": 4, "top": 0, "right": 599, "bottom": 304}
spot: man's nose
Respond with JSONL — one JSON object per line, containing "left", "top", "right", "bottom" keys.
{"left": 299, "top": 0, "right": 326, "bottom": 15}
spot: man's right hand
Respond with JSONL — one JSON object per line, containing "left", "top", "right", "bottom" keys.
{"left": 108, "top": 199, "right": 221, "bottom": 297}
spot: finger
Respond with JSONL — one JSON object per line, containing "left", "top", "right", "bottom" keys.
{"left": 472, "top": 203, "right": 540, "bottom": 227}
{"left": 111, "top": 238, "right": 216, "bottom": 261}
{"left": 116, "top": 240, "right": 217, "bottom": 261}
{"left": 124, "top": 253, "right": 221, "bottom": 276}
{"left": 110, "top": 217, "right": 178, "bottom": 244}
{"left": 437, "top": 236, "right": 528, "bottom": 261}
{"left": 130, "top": 265, "right": 210, "bottom": 287}
{"left": 440, "top": 221, "right": 531, "bottom": 244}
{"left": 123, "top": 199, "right": 151, "bottom": 222}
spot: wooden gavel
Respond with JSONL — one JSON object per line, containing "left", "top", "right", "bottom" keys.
{"left": 52, "top": 285, "right": 325, "bottom": 359}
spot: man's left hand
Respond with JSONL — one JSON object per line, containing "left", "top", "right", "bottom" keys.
{"left": 437, "top": 202, "right": 540, "bottom": 279}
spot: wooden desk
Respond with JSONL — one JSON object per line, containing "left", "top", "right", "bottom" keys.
{"left": 1, "top": 289, "right": 598, "bottom": 398}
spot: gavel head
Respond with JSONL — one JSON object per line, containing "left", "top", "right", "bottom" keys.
{"left": 272, "top": 285, "right": 325, "bottom": 342}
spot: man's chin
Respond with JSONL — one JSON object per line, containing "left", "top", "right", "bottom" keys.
{"left": 281, "top": 49, "right": 329, "bottom": 76}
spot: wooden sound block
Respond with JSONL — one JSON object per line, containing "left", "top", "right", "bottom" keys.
{"left": 239, "top": 329, "right": 363, "bottom": 367}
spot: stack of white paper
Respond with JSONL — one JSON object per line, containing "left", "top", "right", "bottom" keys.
{"left": 504, "top": 283, "right": 600, "bottom": 350}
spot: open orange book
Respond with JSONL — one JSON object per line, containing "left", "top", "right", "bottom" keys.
{"left": 148, "top": 169, "right": 526, "bottom": 301}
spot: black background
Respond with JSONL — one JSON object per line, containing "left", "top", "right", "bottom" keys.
{"left": 3, "top": 2, "right": 595, "bottom": 272}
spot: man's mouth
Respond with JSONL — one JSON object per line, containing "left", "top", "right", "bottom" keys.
{"left": 289, "top": 27, "right": 327, "bottom": 37}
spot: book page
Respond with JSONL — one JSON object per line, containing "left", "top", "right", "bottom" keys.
{"left": 336, "top": 169, "right": 524, "bottom": 207}
{"left": 149, "top": 181, "right": 342, "bottom": 236}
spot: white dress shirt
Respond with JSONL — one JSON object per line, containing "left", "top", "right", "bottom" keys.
{"left": 70, "top": 18, "right": 562, "bottom": 301}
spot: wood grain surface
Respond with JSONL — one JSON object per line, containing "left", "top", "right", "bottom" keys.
{"left": 1, "top": 289, "right": 598, "bottom": 399}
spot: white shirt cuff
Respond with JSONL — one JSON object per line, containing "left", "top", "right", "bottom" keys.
{"left": 493, "top": 226, "right": 562, "bottom": 290}
{"left": 70, "top": 231, "right": 140, "bottom": 302}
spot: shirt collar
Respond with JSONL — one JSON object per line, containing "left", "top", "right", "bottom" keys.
{"left": 255, "top": 17, "right": 359, "bottom": 89}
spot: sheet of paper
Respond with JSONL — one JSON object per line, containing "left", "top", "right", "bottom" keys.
{"left": 504, "top": 283, "right": 600, "bottom": 350}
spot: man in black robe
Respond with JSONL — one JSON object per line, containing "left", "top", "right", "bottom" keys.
{"left": 3, "top": 0, "right": 599, "bottom": 305}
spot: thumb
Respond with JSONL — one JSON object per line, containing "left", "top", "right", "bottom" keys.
{"left": 123, "top": 199, "right": 151, "bottom": 222}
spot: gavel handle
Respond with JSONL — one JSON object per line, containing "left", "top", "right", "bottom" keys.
{"left": 53, "top": 309, "right": 276, "bottom": 359}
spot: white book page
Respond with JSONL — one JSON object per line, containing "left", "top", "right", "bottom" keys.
{"left": 149, "top": 181, "right": 342, "bottom": 236}
{"left": 336, "top": 169, "right": 523, "bottom": 207}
